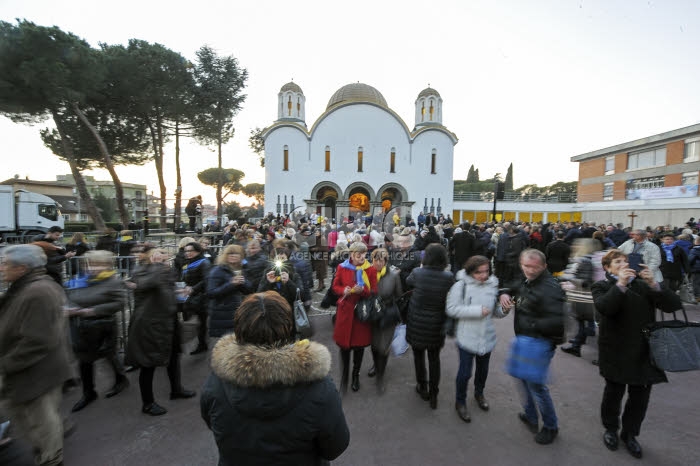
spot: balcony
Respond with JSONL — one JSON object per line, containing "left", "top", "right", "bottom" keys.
{"left": 453, "top": 192, "right": 577, "bottom": 203}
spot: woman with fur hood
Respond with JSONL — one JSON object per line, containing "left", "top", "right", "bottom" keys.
{"left": 446, "top": 255, "right": 508, "bottom": 423}
{"left": 201, "top": 292, "right": 349, "bottom": 466}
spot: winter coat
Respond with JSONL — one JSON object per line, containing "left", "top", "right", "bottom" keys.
{"left": 446, "top": 271, "right": 505, "bottom": 356}
{"left": 125, "top": 263, "right": 176, "bottom": 368}
{"left": 207, "top": 265, "right": 253, "bottom": 337}
{"left": 659, "top": 243, "right": 690, "bottom": 280}
{"left": 66, "top": 273, "right": 125, "bottom": 362}
{"left": 243, "top": 252, "right": 269, "bottom": 291}
{"left": 389, "top": 247, "right": 422, "bottom": 291}
{"left": 0, "top": 269, "right": 72, "bottom": 404}
{"left": 689, "top": 245, "right": 700, "bottom": 273}
{"left": 257, "top": 260, "right": 303, "bottom": 309}
{"left": 290, "top": 255, "right": 314, "bottom": 302}
{"left": 201, "top": 336, "right": 349, "bottom": 466}
{"left": 608, "top": 228, "right": 629, "bottom": 247}
{"left": 180, "top": 254, "right": 211, "bottom": 315}
{"left": 405, "top": 267, "right": 455, "bottom": 350}
{"left": 592, "top": 274, "right": 681, "bottom": 385}
{"left": 451, "top": 230, "right": 476, "bottom": 270}
{"left": 618, "top": 239, "right": 663, "bottom": 283}
{"left": 371, "top": 267, "right": 403, "bottom": 355}
{"left": 504, "top": 270, "right": 566, "bottom": 345}
{"left": 331, "top": 262, "right": 377, "bottom": 349}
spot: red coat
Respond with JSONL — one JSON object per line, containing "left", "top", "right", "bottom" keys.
{"left": 332, "top": 263, "right": 377, "bottom": 349}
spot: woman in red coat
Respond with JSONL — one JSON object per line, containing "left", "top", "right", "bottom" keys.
{"left": 332, "top": 241, "right": 377, "bottom": 393}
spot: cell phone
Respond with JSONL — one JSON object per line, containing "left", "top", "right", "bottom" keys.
{"left": 627, "top": 253, "right": 644, "bottom": 273}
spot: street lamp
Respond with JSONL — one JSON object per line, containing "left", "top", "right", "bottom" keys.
{"left": 71, "top": 188, "right": 81, "bottom": 222}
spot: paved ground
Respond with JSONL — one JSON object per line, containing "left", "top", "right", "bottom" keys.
{"left": 59, "top": 283, "right": 700, "bottom": 466}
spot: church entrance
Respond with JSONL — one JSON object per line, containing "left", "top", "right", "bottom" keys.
{"left": 316, "top": 186, "right": 339, "bottom": 221}
{"left": 348, "top": 187, "right": 370, "bottom": 220}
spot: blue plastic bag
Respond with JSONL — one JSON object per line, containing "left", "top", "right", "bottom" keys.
{"left": 505, "top": 335, "right": 554, "bottom": 384}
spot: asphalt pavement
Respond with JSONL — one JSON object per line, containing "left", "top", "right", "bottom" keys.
{"left": 59, "top": 284, "right": 700, "bottom": 466}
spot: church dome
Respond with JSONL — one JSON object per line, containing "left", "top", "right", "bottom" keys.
{"left": 418, "top": 87, "right": 440, "bottom": 99}
{"left": 327, "top": 83, "right": 387, "bottom": 109}
{"left": 280, "top": 81, "right": 303, "bottom": 94}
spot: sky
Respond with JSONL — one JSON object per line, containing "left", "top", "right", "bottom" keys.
{"left": 1, "top": 0, "right": 699, "bottom": 206}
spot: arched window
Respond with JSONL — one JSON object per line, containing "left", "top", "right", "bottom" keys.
{"left": 421, "top": 100, "right": 426, "bottom": 122}
{"left": 431, "top": 148, "right": 437, "bottom": 174}
{"left": 287, "top": 95, "right": 292, "bottom": 116}
{"left": 296, "top": 97, "right": 301, "bottom": 117}
{"left": 429, "top": 99, "right": 434, "bottom": 121}
{"left": 283, "top": 145, "right": 289, "bottom": 171}
{"left": 325, "top": 146, "right": 331, "bottom": 172}
{"left": 390, "top": 147, "right": 396, "bottom": 173}
{"left": 357, "top": 146, "right": 363, "bottom": 172}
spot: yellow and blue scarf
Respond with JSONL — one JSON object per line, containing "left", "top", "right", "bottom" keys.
{"left": 340, "top": 259, "right": 371, "bottom": 291}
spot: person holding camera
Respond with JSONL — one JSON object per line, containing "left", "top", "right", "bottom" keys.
{"left": 592, "top": 250, "right": 681, "bottom": 459}
{"left": 617, "top": 229, "right": 662, "bottom": 283}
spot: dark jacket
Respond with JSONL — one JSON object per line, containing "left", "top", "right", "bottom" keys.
{"left": 66, "top": 273, "right": 125, "bottom": 362}
{"left": 659, "top": 243, "right": 690, "bottom": 280}
{"left": 257, "top": 260, "right": 302, "bottom": 309}
{"left": 390, "top": 246, "right": 422, "bottom": 292}
{"left": 689, "top": 245, "right": 700, "bottom": 273}
{"left": 290, "top": 254, "right": 313, "bottom": 302}
{"left": 607, "top": 228, "right": 629, "bottom": 247}
{"left": 592, "top": 274, "right": 681, "bottom": 385}
{"left": 180, "top": 254, "right": 211, "bottom": 314}
{"left": 207, "top": 265, "right": 253, "bottom": 337}
{"left": 451, "top": 230, "right": 476, "bottom": 270}
{"left": 405, "top": 267, "right": 455, "bottom": 349}
{"left": 0, "top": 269, "right": 72, "bottom": 404}
{"left": 201, "top": 336, "right": 349, "bottom": 466}
{"left": 506, "top": 270, "right": 566, "bottom": 345}
{"left": 125, "top": 263, "right": 177, "bottom": 368}
{"left": 243, "top": 252, "right": 268, "bottom": 291}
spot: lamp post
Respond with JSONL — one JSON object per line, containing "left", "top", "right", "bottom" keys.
{"left": 71, "top": 188, "right": 81, "bottom": 222}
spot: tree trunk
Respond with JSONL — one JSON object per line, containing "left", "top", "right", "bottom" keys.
{"left": 52, "top": 110, "right": 106, "bottom": 231}
{"left": 174, "top": 119, "right": 183, "bottom": 229}
{"left": 70, "top": 102, "right": 129, "bottom": 227}
{"left": 146, "top": 116, "right": 166, "bottom": 229}
{"left": 156, "top": 114, "right": 167, "bottom": 229}
{"left": 217, "top": 129, "right": 223, "bottom": 222}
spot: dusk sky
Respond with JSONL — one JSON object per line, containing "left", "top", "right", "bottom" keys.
{"left": 1, "top": 0, "right": 699, "bottom": 205}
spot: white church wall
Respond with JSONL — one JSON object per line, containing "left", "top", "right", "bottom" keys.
{"left": 264, "top": 126, "right": 310, "bottom": 214}
{"left": 409, "top": 130, "right": 454, "bottom": 218}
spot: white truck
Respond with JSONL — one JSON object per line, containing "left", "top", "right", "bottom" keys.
{"left": 0, "top": 186, "right": 65, "bottom": 241}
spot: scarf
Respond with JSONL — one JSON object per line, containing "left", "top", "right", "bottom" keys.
{"left": 340, "top": 259, "right": 371, "bottom": 291}
{"left": 182, "top": 258, "right": 207, "bottom": 275}
{"left": 89, "top": 269, "right": 117, "bottom": 283}
{"left": 376, "top": 265, "right": 387, "bottom": 282}
{"left": 661, "top": 243, "right": 675, "bottom": 262}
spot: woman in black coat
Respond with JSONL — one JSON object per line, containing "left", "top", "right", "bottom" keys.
{"left": 591, "top": 250, "right": 681, "bottom": 459}
{"left": 257, "top": 246, "right": 302, "bottom": 309}
{"left": 201, "top": 292, "right": 349, "bottom": 466}
{"left": 207, "top": 244, "right": 253, "bottom": 338}
{"left": 405, "top": 244, "right": 455, "bottom": 409}
{"left": 125, "top": 246, "right": 195, "bottom": 415}
{"left": 180, "top": 241, "right": 211, "bottom": 355}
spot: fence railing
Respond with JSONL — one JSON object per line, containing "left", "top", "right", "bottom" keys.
{"left": 453, "top": 192, "right": 577, "bottom": 203}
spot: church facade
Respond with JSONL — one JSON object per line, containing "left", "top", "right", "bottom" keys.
{"left": 262, "top": 82, "right": 458, "bottom": 222}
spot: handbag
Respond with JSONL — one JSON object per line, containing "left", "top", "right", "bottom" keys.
{"left": 354, "top": 294, "right": 385, "bottom": 322}
{"left": 320, "top": 286, "right": 339, "bottom": 309}
{"left": 396, "top": 290, "right": 413, "bottom": 322}
{"left": 643, "top": 308, "right": 700, "bottom": 372}
{"left": 294, "top": 289, "right": 314, "bottom": 339}
{"left": 679, "top": 276, "right": 695, "bottom": 304}
{"left": 565, "top": 289, "right": 596, "bottom": 321}
{"left": 505, "top": 335, "right": 554, "bottom": 384}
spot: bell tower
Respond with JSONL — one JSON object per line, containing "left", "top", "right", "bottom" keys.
{"left": 414, "top": 86, "right": 443, "bottom": 128}
{"left": 277, "top": 81, "right": 306, "bottom": 127}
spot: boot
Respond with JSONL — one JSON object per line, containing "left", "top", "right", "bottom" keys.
{"left": 105, "top": 375, "right": 129, "bottom": 398}
{"left": 415, "top": 382, "right": 430, "bottom": 401}
{"left": 351, "top": 370, "right": 360, "bottom": 392}
{"left": 429, "top": 387, "right": 439, "bottom": 410}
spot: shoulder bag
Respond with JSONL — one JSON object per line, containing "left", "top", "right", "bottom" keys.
{"left": 643, "top": 307, "right": 700, "bottom": 372}
{"left": 294, "top": 288, "right": 314, "bottom": 339}
{"left": 354, "top": 294, "right": 385, "bottom": 322}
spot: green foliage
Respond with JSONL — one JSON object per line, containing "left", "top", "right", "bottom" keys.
{"left": 505, "top": 163, "right": 514, "bottom": 191}
{"left": 242, "top": 183, "right": 264, "bottom": 204}
{"left": 93, "top": 192, "right": 114, "bottom": 222}
{"left": 249, "top": 127, "right": 265, "bottom": 167}
{"left": 224, "top": 201, "right": 242, "bottom": 222}
{"left": 64, "top": 223, "right": 93, "bottom": 232}
{"left": 466, "top": 165, "right": 478, "bottom": 183}
{"left": 197, "top": 168, "right": 245, "bottom": 198}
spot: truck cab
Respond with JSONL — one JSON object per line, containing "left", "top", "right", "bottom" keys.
{"left": 0, "top": 186, "right": 65, "bottom": 240}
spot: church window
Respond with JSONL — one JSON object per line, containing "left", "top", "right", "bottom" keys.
{"left": 358, "top": 147, "right": 363, "bottom": 172}
{"left": 325, "top": 146, "right": 331, "bottom": 172}
{"left": 283, "top": 145, "right": 289, "bottom": 171}
{"left": 421, "top": 101, "right": 425, "bottom": 122}
{"left": 429, "top": 99, "right": 434, "bottom": 121}
{"left": 296, "top": 97, "right": 301, "bottom": 117}
{"left": 287, "top": 95, "right": 292, "bottom": 116}
{"left": 390, "top": 148, "right": 396, "bottom": 173}
{"left": 431, "top": 149, "right": 437, "bottom": 174}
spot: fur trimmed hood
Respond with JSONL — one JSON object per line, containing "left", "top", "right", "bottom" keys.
{"left": 210, "top": 334, "right": 331, "bottom": 388}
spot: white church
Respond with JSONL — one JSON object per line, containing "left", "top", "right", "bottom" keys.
{"left": 262, "top": 81, "right": 458, "bottom": 222}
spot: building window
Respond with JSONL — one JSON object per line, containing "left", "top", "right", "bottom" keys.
{"left": 627, "top": 147, "right": 666, "bottom": 170}
{"left": 605, "top": 156, "right": 615, "bottom": 175}
{"left": 685, "top": 138, "right": 700, "bottom": 163}
{"left": 603, "top": 182, "right": 614, "bottom": 201}
{"left": 431, "top": 149, "right": 437, "bottom": 174}
{"left": 390, "top": 148, "right": 396, "bottom": 173}
{"left": 79, "top": 214, "right": 88, "bottom": 222}
{"left": 682, "top": 171, "right": 698, "bottom": 186}
{"left": 62, "top": 214, "right": 70, "bottom": 221}
{"left": 357, "top": 147, "right": 363, "bottom": 172}
{"left": 626, "top": 176, "right": 664, "bottom": 199}
{"left": 325, "top": 146, "right": 330, "bottom": 172}
{"left": 283, "top": 145, "right": 289, "bottom": 171}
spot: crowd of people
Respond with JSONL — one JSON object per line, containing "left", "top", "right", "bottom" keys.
{"left": 0, "top": 213, "right": 698, "bottom": 464}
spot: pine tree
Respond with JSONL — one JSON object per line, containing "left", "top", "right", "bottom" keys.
{"left": 505, "top": 163, "right": 514, "bottom": 191}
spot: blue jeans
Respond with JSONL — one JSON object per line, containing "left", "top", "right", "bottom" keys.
{"left": 455, "top": 346, "right": 491, "bottom": 405}
{"left": 520, "top": 378, "right": 558, "bottom": 430}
